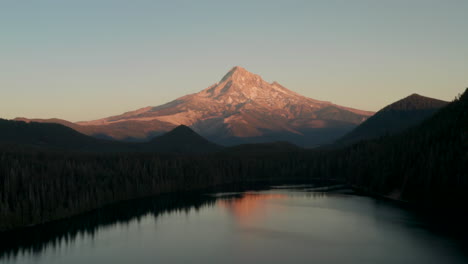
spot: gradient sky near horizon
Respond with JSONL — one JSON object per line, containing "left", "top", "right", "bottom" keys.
{"left": 1, "top": 0, "right": 467, "bottom": 122}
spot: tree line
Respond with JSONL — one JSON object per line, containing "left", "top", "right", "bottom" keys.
{"left": 0, "top": 147, "right": 341, "bottom": 232}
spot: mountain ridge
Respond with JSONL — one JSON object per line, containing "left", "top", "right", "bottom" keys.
{"left": 16, "top": 66, "right": 374, "bottom": 146}
{"left": 1, "top": 119, "right": 219, "bottom": 153}
{"left": 77, "top": 66, "right": 373, "bottom": 127}
{"left": 336, "top": 93, "right": 449, "bottom": 145}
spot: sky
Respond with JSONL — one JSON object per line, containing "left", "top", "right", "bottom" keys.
{"left": 1, "top": 0, "right": 467, "bottom": 122}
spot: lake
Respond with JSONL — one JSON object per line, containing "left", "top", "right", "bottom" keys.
{"left": 1, "top": 185, "right": 467, "bottom": 264}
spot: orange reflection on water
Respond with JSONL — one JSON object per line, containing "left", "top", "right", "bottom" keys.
{"left": 218, "top": 193, "right": 287, "bottom": 225}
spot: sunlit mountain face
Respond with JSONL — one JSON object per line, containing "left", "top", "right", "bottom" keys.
{"left": 16, "top": 67, "right": 373, "bottom": 146}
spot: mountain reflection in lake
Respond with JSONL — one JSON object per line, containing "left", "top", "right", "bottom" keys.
{"left": 1, "top": 186, "right": 467, "bottom": 264}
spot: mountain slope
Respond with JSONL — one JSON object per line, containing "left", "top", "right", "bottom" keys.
{"left": 336, "top": 94, "right": 448, "bottom": 145}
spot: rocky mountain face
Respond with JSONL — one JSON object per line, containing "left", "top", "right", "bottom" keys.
{"left": 16, "top": 67, "right": 374, "bottom": 146}
{"left": 336, "top": 93, "right": 449, "bottom": 145}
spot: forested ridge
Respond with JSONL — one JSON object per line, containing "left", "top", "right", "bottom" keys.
{"left": 336, "top": 93, "right": 449, "bottom": 145}
{"left": 0, "top": 147, "right": 337, "bottom": 232}
{"left": 343, "top": 89, "right": 468, "bottom": 206}
{"left": 0, "top": 120, "right": 220, "bottom": 153}
{"left": 0, "top": 89, "right": 466, "bottom": 232}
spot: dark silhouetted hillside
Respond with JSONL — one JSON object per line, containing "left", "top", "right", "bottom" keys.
{"left": 344, "top": 89, "right": 467, "bottom": 208}
{"left": 14, "top": 117, "right": 173, "bottom": 142}
{"left": 336, "top": 94, "right": 448, "bottom": 145}
{"left": 0, "top": 120, "right": 220, "bottom": 153}
{"left": 147, "top": 125, "right": 221, "bottom": 153}
{"left": 0, "top": 119, "right": 128, "bottom": 152}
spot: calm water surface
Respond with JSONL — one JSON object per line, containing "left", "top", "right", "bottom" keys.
{"left": 1, "top": 186, "right": 467, "bottom": 264}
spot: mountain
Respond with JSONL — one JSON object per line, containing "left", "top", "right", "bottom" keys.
{"left": 0, "top": 119, "right": 219, "bottom": 153}
{"left": 336, "top": 93, "right": 448, "bottom": 145}
{"left": 16, "top": 67, "right": 373, "bottom": 147}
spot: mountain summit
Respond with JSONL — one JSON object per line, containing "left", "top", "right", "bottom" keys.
{"left": 21, "top": 67, "right": 374, "bottom": 146}
{"left": 195, "top": 66, "right": 329, "bottom": 108}
{"left": 380, "top": 93, "right": 448, "bottom": 112}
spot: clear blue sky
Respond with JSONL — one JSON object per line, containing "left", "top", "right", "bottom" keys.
{"left": 1, "top": 0, "right": 467, "bottom": 121}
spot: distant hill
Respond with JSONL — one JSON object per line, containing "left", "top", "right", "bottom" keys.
{"left": 0, "top": 120, "right": 219, "bottom": 154}
{"left": 0, "top": 119, "right": 126, "bottom": 152}
{"left": 147, "top": 125, "right": 221, "bottom": 153}
{"left": 336, "top": 94, "right": 448, "bottom": 145}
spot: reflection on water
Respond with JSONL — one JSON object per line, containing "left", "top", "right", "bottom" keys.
{"left": 218, "top": 193, "right": 287, "bottom": 224}
{"left": 0, "top": 193, "right": 218, "bottom": 261}
{"left": 1, "top": 186, "right": 467, "bottom": 264}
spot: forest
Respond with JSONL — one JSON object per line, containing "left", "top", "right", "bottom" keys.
{"left": 0, "top": 88, "right": 466, "bottom": 232}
